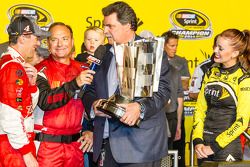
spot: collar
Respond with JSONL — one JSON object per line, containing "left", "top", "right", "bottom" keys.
{"left": 217, "top": 62, "right": 240, "bottom": 74}
{"left": 5, "top": 46, "right": 25, "bottom": 65}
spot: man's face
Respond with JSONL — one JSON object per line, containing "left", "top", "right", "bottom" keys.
{"left": 103, "top": 13, "right": 130, "bottom": 44}
{"left": 21, "top": 34, "right": 40, "bottom": 62}
{"left": 164, "top": 38, "right": 178, "bottom": 58}
{"left": 48, "top": 25, "right": 73, "bottom": 60}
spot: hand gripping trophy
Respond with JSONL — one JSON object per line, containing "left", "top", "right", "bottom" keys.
{"left": 97, "top": 37, "right": 165, "bottom": 125}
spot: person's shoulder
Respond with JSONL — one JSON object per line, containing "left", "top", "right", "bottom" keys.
{"left": 200, "top": 58, "right": 212, "bottom": 65}
{"left": 0, "top": 54, "right": 22, "bottom": 69}
{"left": 104, "top": 43, "right": 112, "bottom": 51}
{"left": 35, "top": 57, "right": 51, "bottom": 71}
{"left": 71, "top": 58, "right": 85, "bottom": 68}
{"left": 0, "top": 54, "right": 13, "bottom": 64}
{"left": 238, "top": 67, "right": 250, "bottom": 84}
{"left": 196, "top": 58, "right": 213, "bottom": 72}
{"left": 175, "top": 55, "right": 188, "bottom": 62}
{"left": 75, "top": 52, "right": 89, "bottom": 63}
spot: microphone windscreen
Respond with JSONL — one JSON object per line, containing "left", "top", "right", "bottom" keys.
{"left": 94, "top": 45, "right": 106, "bottom": 61}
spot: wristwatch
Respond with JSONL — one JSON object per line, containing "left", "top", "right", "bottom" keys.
{"left": 136, "top": 101, "right": 145, "bottom": 119}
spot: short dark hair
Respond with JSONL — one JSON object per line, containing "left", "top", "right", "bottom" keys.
{"left": 9, "top": 35, "right": 19, "bottom": 44}
{"left": 161, "top": 31, "right": 179, "bottom": 43}
{"left": 102, "top": 1, "right": 138, "bottom": 31}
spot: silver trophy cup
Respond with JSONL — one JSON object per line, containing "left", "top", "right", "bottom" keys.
{"left": 97, "top": 37, "right": 165, "bottom": 125}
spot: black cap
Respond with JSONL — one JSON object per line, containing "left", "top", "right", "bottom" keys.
{"left": 7, "top": 16, "right": 50, "bottom": 37}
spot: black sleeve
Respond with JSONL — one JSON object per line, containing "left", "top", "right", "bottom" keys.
{"left": 81, "top": 117, "right": 94, "bottom": 132}
{"left": 36, "top": 75, "right": 81, "bottom": 111}
{"left": 82, "top": 80, "right": 97, "bottom": 117}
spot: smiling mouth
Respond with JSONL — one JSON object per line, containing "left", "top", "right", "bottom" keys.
{"left": 214, "top": 54, "right": 220, "bottom": 58}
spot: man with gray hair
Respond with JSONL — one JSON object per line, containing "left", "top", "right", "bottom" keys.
{"left": 83, "top": 1, "right": 171, "bottom": 167}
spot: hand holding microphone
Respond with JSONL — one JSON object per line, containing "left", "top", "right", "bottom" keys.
{"left": 78, "top": 45, "right": 106, "bottom": 97}
{"left": 76, "top": 70, "right": 95, "bottom": 87}
{"left": 81, "top": 45, "right": 106, "bottom": 89}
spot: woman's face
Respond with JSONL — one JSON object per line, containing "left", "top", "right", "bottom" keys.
{"left": 213, "top": 36, "right": 238, "bottom": 68}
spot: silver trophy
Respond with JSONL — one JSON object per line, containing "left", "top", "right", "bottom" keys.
{"left": 97, "top": 37, "right": 165, "bottom": 125}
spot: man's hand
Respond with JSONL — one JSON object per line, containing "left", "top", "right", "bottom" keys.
{"left": 119, "top": 102, "right": 140, "bottom": 126}
{"left": 23, "top": 63, "right": 37, "bottom": 86}
{"left": 76, "top": 70, "right": 95, "bottom": 87}
{"left": 23, "top": 152, "right": 39, "bottom": 167}
{"left": 78, "top": 131, "right": 93, "bottom": 152}
{"left": 92, "top": 99, "right": 111, "bottom": 118}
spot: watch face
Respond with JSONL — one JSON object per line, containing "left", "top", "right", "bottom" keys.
{"left": 114, "top": 108, "right": 125, "bottom": 118}
{"left": 138, "top": 102, "right": 145, "bottom": 112}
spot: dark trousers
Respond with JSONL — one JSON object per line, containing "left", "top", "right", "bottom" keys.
{"left": 166, "top": 112, "right": 177, "bottom": 149}
{"left": 173, "top": 119, "right": 185, "bottom": 167}
{"left": 88, "top": 152, "right": 98, "bottom": 167}
{"left": 98, "top": 139, "right": 161, "bottom": 167}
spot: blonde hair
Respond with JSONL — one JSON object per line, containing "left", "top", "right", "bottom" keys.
{"left": 84, "top": 26, "right": 105, "bottom": 42}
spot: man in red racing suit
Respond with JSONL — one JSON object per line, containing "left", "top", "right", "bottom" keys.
{"left": 34, "top": 22, "right": 94, "bottom": 167}
{"left": 0, "top": 16, "right": 48, "bottom": 167}
{"left": 0, "top": 47, "right": 39, "bottom": 167}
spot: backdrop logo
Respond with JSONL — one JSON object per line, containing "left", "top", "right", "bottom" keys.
{"left": 85, "top": 17, "right": 143, "bottom": 29}
{"left": 170, "top": 9, "right": 212, "bottom": 40}
{"left": 8, "top": 4, "right": 53, "bottom": 31}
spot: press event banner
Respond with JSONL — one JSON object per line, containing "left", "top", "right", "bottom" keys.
{"left": 1, "top": 0, "right": 250, "bottom": 165}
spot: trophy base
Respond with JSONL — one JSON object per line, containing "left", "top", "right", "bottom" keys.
{"left": 96, "top": 97, "right": 141, "bottom": 126}
{"left": 97, "top": 99, "right": 126, "bottom": 118}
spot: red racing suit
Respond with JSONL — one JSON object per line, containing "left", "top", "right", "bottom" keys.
{"left": 35, "top": 56, "right": 87, "bottom": 167}
{"left": 0, "top": 47, "right": 39, "bottom": 167}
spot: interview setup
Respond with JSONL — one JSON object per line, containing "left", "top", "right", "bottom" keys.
{"left": 1, "top": 1, "right": 250, "bottom": 167}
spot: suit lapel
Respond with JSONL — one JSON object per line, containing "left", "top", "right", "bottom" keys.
{"left": 97, "top": 45, "right": 113, "bottom": 99}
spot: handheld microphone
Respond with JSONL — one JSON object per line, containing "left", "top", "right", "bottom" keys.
{"left": 79, "top": 45, "right": 106, "bottom": 97}
{"left": 87, "top": 45, "right": 106, "bottom": 71}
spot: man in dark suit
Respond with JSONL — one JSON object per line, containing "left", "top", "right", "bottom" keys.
{"left": 83, "top": 1, "right": 171, "bottom": 167}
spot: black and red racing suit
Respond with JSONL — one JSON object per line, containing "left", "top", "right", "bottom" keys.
{"left": 35, "top": 56, "right": 87, "bottom": 167}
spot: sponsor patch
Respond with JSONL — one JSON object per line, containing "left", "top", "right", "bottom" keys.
{"left": 240, "top": 87, "right": 250, "bottom": 91}
{"left": 16, "top": 88, "right": 23, "bottom": 97}
{"left": 16, "top": 69, "right": 23, "bottom": 77}
{"left": 16, "top": 98, "right": 22, "bottom": 102}
{"left": 16, "top": 79, "right": 23, "bottom": 85}
{"left": 17, "top": 105, "right": 23, "bottom": 110}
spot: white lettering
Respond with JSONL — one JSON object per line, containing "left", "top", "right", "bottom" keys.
{"left": 184, "top": 19, "right": 197, "bottom": 24}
